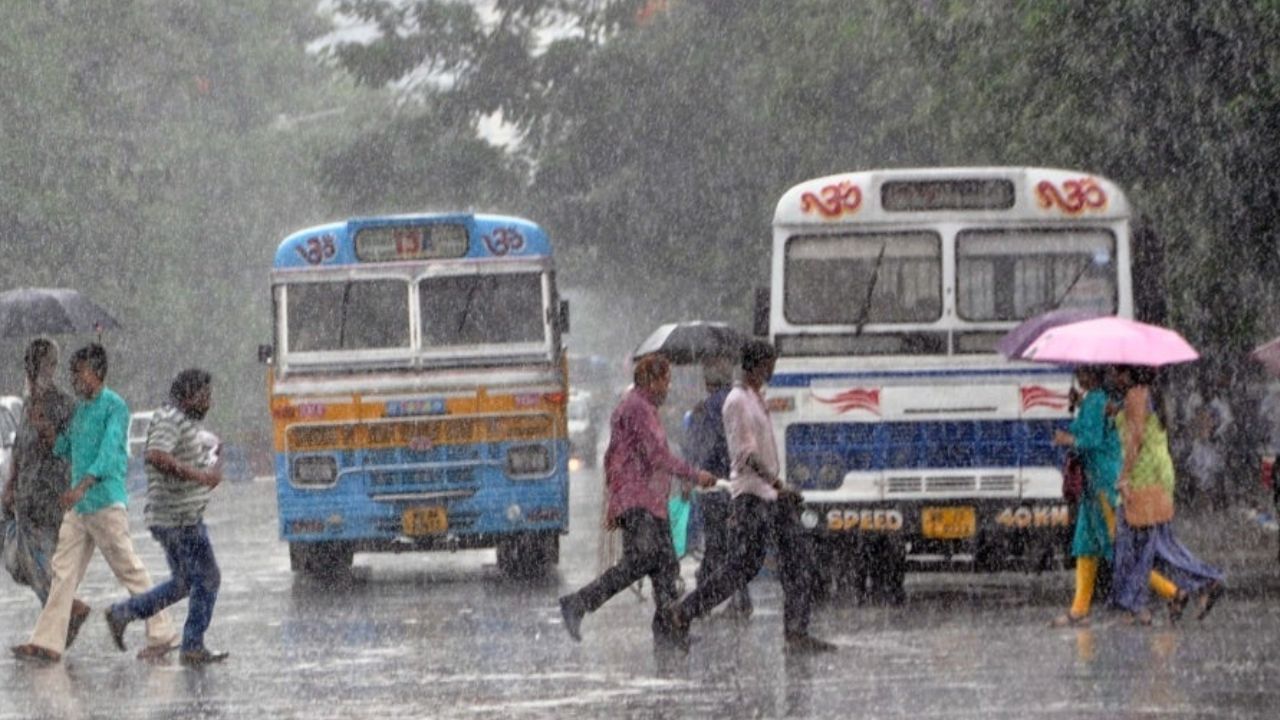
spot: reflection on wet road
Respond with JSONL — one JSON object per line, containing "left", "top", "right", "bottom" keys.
{"left": 2, "top": 468, "right": 1278, "bottom": 718}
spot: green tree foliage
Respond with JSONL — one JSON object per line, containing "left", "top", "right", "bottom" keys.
{"left": 0, "top": 0, "right": 358, "bottom": 450}
{"left": 325, "top": 0, "right": 1280, "bottom": 364}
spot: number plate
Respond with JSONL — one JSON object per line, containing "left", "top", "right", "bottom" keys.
{"left": 922, "top": 506, "right": 975, "bottom": 539}
{"left": 402, "top": 506, "right": 448, "bottom": 536}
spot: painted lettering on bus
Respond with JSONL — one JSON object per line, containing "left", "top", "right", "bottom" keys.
{"left": 295, "top": 234, "right": 337, "bottom": 265}
{"left": 1035, "top": 178, "right": 1107, "bottom": 214}
{"left": 800, "top": 181, "right": 862, "bottom": 219}
{"left": 386, "top": 399, "right": 448, "bottom": 417}
{"left": 995, "top": 505, "right": 1070, "bottom": 529}
{"left": 482, "top": 227, "right": 526, "bottom": 256}
{"left": 827, "top": 508, "right": 904, "bottom": 532}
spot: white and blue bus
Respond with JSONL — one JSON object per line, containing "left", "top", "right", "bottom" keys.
{"left": 264, "top": 214, "right": 571, "bottom": 578}
{"left": 763, "top": 168, "right": 1140, "bottom": 595}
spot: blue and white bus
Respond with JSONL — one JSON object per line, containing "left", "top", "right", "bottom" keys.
{"left": 264, "top": 213, "right": 570, "bottom": 578}
{"left": 763, "top": 168, "right": 1136, "bottom": 595}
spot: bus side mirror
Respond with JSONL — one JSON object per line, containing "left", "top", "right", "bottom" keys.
{"left": 752, "top": 287, "right": 770, "bottom": 337}
{"left": 558, "top": 300, "right": 570, "bottom": 334}
{"left": 257, "top": 344, "right": 274, "bottom": 364}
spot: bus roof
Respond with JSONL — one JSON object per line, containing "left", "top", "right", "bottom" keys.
{"left": 773, "top": 167, "right": 1131, "bottom": 227}
{"left": 273, "top": 213, "right": 551, "bottom": 270}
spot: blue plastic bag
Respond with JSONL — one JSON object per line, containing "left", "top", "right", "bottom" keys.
{"left": 668, "top": 494, "right": 692, "bottom": 558}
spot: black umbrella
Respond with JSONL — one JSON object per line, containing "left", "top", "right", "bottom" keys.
{"left": 0, "top": 288, "right": 121, "bottom": 338}
{"left": 631, "top": 321, "right": 748, "bottom": 365}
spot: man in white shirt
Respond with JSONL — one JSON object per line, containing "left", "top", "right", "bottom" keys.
{"left": 664, "top": 340, "right": 834, "bottom": 654}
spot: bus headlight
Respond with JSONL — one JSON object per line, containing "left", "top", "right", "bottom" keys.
{"left": 789, "top": 463, "right": 813, "bottom": 487}
{"left": 507, "top": 444, "right": 552, "bottom": 477}
{"left": 292, "top": 456, "right": 337, "bottom": 487}
{"left": 800, "top": 509, "right": 820, "bottom": 530}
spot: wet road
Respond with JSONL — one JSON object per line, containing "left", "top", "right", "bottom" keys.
{"left": 2, "top": 465, "right": 1279, "bottom": 719}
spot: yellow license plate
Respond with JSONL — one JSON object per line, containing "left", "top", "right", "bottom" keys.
{"left": 402, "top": 506, "right": 448, "bottom": 536}
{"left": 922, "top": 506, "right": 975, "bottom": 539}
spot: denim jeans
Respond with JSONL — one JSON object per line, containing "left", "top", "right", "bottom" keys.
{"left": 112, "top": 522, "right": 220, "bottom": 652}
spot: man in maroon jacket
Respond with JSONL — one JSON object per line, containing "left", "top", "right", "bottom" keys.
{"left": 558, "top": 354, "right": 714, "bottom": 644}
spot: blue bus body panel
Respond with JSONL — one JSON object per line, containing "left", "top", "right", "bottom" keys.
{"left": 273, "top": 214, "right": 552, "bottom": 270}
{"left": 275, "top": 440, "right": 570, "bottom": 543}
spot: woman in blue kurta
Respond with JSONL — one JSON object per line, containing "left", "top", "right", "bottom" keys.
{"left": 1051, "top": 366, "right": 1122, "bottom": 626}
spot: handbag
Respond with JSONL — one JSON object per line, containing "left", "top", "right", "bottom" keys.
{"left": 1061, "top": 451, "right": 1085, "bottom": 505}
{"left": 667, "top": 494, "right": 692, "bottom": 558}
{"left": 1123, "top": 484, "right": 1175, "bottom": 527}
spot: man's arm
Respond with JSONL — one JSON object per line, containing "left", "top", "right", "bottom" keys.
{"left": 629, "top": 403, "right": 714, "bottom": 487}
{"left": 144, "top": 449, "right": 222, "bottom": 488}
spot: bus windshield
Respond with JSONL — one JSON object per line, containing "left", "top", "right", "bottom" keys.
{"left": 287, "top": 279, "right": 409, "bottom": 352}
{"left": 784, "top": 231, "right": 942, "bottom": 325}
{"left": 419, "top": 272, "right": 545, "bottom": 347}
{"left": 956, "top": 228, "right": 1116, "bottom": 320}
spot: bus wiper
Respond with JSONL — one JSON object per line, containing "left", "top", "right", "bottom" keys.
{"left": 456, "top": 275, "right": 481, "bottom": 334}
{"left": 1048, "top": 258, "right": 1091, "bottom": 311}
{"left": 338, "top": 281, "right": 353, "bottom": 348}
{"left": 854, "top": 243, "right": 887, "bottom": 337}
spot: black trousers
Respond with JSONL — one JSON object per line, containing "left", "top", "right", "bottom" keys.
{"left": 695, "top": 490, "right": 752, "bottom": 611}
{"left": 572, "top": 508, "right": 679, "bottom": 625}
{"left": 677, "top": 494, "right": 814, "bottom": 636}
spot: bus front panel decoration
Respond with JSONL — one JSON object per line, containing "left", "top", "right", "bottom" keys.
{"left": 265, "top": 213, "right": 569, "bottom": 580}
{"left": 766, "top": 167, "right": 1134, "bottom": 599}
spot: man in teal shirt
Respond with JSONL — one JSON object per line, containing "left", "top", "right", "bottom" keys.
{"left": 12, "top": 343, "right": 176, "bottom": 663}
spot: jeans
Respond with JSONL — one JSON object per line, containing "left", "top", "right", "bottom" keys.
{"left": 113, "top": 522, "right": 220, "bottom": 652}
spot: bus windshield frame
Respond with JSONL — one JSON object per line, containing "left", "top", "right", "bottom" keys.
{"left": 273, "top": 260, "right": 556, "bottom": 373}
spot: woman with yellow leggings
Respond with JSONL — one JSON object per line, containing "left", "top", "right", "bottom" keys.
{"left": 1051, "top": 366, "right": 1183, "bottom": 626}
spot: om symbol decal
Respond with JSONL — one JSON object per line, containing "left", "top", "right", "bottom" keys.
{"left": 482, "top": 227, "right": 526, "bottom": 256}
{"left": 295, "top": 234, "right": 337, "bottom": 265}
{"left": 800, "top": 181, "right": 862, "bottom": 219}
{"left": 1035, "top": 178, "right": 1107, "bottom": 214}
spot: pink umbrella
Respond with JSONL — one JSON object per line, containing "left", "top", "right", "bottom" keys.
{"left": 1250, "top": 336, "right": 1280, "bottom": 377}
{"left": 1020, "top": 317, "right": 1199, "bottom": 366}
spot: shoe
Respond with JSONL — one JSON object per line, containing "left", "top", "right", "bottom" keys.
{"left": 663, "top": 605, "right": 690, "bottom": 653}
{"left": 784, "top": 633, "right": 837, "bottom": 654}
{"left": 137, "top": 642, "right": 178, "bottom": 661}
{"left": 11, "top": 643, "right": 60, "bottom": 664}
{"left": 65, "top": 602, "right": 91, "bottom": 650}
{"left": 104, "top": 608, "right": 130, "bottom": 652}
{"left": 179, "top": 648, "right": 229, "bottom": 666}
{"left": 1049, "top": 612, "right": 1090, "bottom": 628}
{"left": 1167, "top": 590, "right": 1190, "bottom": 625}
{"left": 558, "top": 595, "right": 584, "bottom": 642}
{"left": 1196, "top": 581, "right": 1225, "bottom": 621}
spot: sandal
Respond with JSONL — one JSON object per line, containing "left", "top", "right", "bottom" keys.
{"left": 11, "top": 643, "right": 61, "bottom": 664}
{"left": 1120, "top": 609, "right": 1153, "bottom": 626}
{"left": 1167, "top": 590, "right": 1190, "bottom": 625}
{"left": 1196, "top": 581, "right": 1225, "bottom": 621}
{"left": 1049, "top": 612, "right": 1090, "bottom": 628}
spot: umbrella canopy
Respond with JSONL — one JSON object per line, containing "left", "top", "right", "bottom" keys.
{"left": 0, "top": 288, "right": 121, "bottom": 338}
{"left": 1020, "top": 316, "right": 1198, "bottom": 367}
{"left": 996, "top": 307, "right": 1103, "bottom": 359}
{"left": 1250, "top": 336, "right": 1280, "bottom": 377}
{"left": 631, "top": 321, "right": 748, "bottom": 364}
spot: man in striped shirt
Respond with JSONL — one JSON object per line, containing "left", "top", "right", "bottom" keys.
{"left": 105, "top": 369, "right": 228, "bottom": 666}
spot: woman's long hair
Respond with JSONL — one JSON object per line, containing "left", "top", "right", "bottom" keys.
{"left": 1118, "top": 364, "right": 1168, "bottom": 428}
